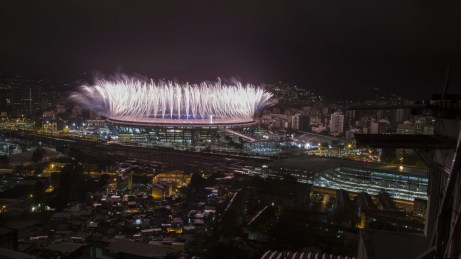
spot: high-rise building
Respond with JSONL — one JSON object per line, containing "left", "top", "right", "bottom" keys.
{"left": 11, "top": 86, "right": 33, "bottom": 116}
{"left": 329, "top": 111, "right": 344, "bottom": 136}
{"left": 0, "top": 76, "right": 58, "bottom": 116}
{"left": 291, "top": 114, "right": 300, "bottom": 130}
{"left": 394, "top": 108, "right": 411, "bottom": 124}
{"left": 369, "top": 122, "right": 379, "bottom": 134}
{"left": 299, "top": 115, "right": 310, "bottom": 131}
{"left": 0, "top": 85, "right": 11, "bottom": 116}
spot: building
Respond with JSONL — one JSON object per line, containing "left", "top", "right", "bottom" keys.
{"left": 261, "top": 250, "right": 351, "bottom": 259}
{"left": 0, "top": 227, "right": 17, "bottom": 250}
{"left": 414, "top": 116, "right": 435, "bottom": 135}
{"left": 111, "top": 119, "right": 258, "bottom": 149}
{"left": 354, "top": 95, "right": 461, "bottom": 258}
{"left": 420, "top": 102, "right": 460, "bottom": 258}
{"left": 151, "top": 182, "right": 168, "bottom": 200}
{"left": 10, "top": 85, "right": 32, "bottom": 116}
{"left": 329, "top": 111, "right": 344, "bottom": 136}
{"left": 396, "top": 123, "right": 415, "bottom": 134}
{"left": 291, "top": 114, "right": 300, "bottom": 130}
{"left": 0, "top": 76, "right": 58, "bottom": 116}
{"left": 413, "top": 198, "right": 427, "bottom": 220}
{"left": 152, "top": 171, "right": 191, "bottom": 198}
{"left": 76, "top": 79, "right": 274, "bottom": 149}
{"left": 42, "top": 122, "right": 58, "bottom": 134}
{"left": 369, "top": 122, "right": 379, "bottom": 134}
{"left": 394, "top": 108, "right": 411, "bottom": 124}
{"left": 0, "top": 83, "right": 12, "bottom": 115}
{"left": 318, "top": 165, "right": 428, "bottom": 201}
{"left": 105, "top": 239, "right": 176, "bottom": 258}
{"left": 357, "top": 230, "right": 424, "bottom": 259}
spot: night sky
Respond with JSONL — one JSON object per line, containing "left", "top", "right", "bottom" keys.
{"left": 1, "top": 0, "right": 460, "bottom": 100}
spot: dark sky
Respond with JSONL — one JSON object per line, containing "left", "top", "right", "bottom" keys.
{"left": 1, "top": 0, "right": 460, "bottom": 100}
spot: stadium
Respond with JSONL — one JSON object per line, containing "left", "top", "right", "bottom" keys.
{"left": 74, "top": 78, "right": 274, "bottom": 148}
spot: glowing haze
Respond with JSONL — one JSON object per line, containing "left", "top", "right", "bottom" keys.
{"left": 73, "top": 77, "right": 274, "bottom": 125}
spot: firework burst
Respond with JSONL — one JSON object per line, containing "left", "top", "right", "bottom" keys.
{"left": 72, "top": 77, "right": 274, "bottom": 125}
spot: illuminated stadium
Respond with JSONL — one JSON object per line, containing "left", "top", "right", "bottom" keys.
{"left": 74, "top": 77, "right": 274, "bottom": 147}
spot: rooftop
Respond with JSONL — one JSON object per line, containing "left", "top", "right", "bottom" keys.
{"left": 106, "top": 239, "right": 176, "bottom": 258}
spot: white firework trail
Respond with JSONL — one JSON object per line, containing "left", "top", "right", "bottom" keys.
{"left": 72, "top": 77, "right": 274, "bottom": 122}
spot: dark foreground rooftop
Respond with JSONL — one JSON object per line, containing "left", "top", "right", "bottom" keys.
{"left": 106, "top": 239, "right": 176, "bottom": 259}
{"left": 355, "top": 134, "right": 456, "bottom": 149}
{"left": 358, "top": 230, "right": 425, "bottom": 259}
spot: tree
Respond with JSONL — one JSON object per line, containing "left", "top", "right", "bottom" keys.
{"left": 33, "top": 167, "right": 44, "bottom": 176}
{"left": 189, "top": 173, "right": 205, "bottom": 189}
{"left": 49, "top": 164, "right": 87, "bottom": 209}
{"left": 8, "top": 145, "right": 14, "bottom": 154}
{"left": 59, "top": 164, "right": 86, "bottom": 200}
{"left": 33, "top": 180, "right": 45, "bottom": 204}
{"left": 50, "top": 172, "right": 60, "bottom": 187}
{"left": 31, "top": 147, "right": 47, "bottom": 163}
{"left": 99, "top": 173, "right": 111, "bottom": 187}
{"left": 68, "top": 147, "right": 85, "bottom": 161}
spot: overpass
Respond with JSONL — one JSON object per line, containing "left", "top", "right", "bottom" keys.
{"left": 223, "top": 128, "right": 256, "bottom": 142}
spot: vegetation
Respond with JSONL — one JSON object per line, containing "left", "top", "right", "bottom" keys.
{"left": 31, "top": 147, "right": 47, "bottom": 163}
{"left": 48, "top": 163, "right": 88, "bottom": 209}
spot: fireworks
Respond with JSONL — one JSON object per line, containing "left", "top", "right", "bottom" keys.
{"left": 73, "top": 77, "right": 274, "bottom": 125}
